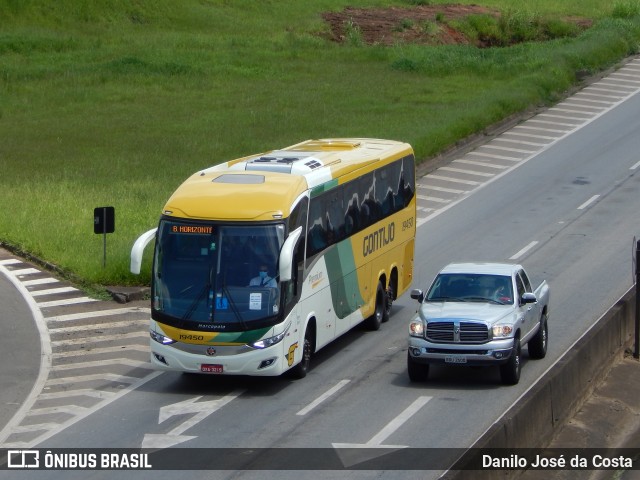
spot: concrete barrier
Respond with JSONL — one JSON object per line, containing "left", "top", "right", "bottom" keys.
{"left": 445, "top": 285, "right": 637, "bottom": 479}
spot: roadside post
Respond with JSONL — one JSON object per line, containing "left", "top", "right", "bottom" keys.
{"left": 94, "top": 206, "right": 115, "bottom": 268}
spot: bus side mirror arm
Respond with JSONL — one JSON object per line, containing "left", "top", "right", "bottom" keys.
{"left": 130, "top": 228, "right": 158, "bottom": 274}
{"left": 279, "top": 227, "right": 303, "bottom": 282}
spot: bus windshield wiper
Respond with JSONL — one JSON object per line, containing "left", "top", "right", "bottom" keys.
{"left": 219, "top": 284, "right": 249, "bottom": 331}
{"left": 182, "top": 283, "right": 210, "bottom": 321}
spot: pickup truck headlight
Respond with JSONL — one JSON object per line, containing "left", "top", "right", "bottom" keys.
{"left": 492, "top": 325, "right": 513, "bottom": 338}
{"left": 409, "top": 320, "right": 425, "bottom": 337}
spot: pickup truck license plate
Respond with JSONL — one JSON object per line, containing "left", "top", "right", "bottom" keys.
{"left": 445, "top": 356, "right": 467, "bottom": 364}
{"left": 201, "top": 364, "right": 223, "bottom": 373}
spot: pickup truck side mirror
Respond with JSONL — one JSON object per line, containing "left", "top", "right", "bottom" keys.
{"left": 410, "top": 289, "right": 424, "bottom": 303}
{"left": 521, "top": 292, "right": 537, "bottom": 305}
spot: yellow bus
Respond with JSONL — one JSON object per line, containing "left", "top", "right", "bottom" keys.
{"left": 131, "top": 138, "right": 416, "bottom": 378}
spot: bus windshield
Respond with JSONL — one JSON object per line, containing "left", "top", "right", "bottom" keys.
{"left": 152, "top": 219, "right": 285, "bottom": 331}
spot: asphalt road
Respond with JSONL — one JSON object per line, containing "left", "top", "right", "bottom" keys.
{"left": 1, "top": 58, "right": 639, "bottom": 480}
{"left": 0, "top": 267, "right": 41, "bottom": 433}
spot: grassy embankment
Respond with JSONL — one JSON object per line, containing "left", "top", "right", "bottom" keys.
{"left": 1, "top": 0, "right": 639, "bottom": 291}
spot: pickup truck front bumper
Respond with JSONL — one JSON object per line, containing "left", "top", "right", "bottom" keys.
{"left": 408, "top": 337, "right": 516, "bottom": 366}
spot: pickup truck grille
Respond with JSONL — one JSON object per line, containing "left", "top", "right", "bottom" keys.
{"left": 426, "top": 321, "right": 489, "bottom": 343}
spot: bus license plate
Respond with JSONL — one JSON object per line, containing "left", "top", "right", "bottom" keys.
{"left": 201, "top": 364, "right": 223, "bottom": 373}
{"left": 445, "top": 356, "right": 467, "bottom": 364}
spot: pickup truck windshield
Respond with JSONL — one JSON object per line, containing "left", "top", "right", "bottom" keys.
{"left": 152, "top": 219, "right": 285, "bottom": 331}
{"left": 426, "top": 273, "right": 514, "bottom": 305}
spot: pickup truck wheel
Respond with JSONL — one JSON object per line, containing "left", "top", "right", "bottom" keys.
{"left": 365, "top": 282, "right": 387, "bottom": 330}
{"left": 500, "top": 338, "right": 521, "bottom": 385}
{"left": 528, "top": 313, "right": 548, "bottom": 359}
{"left": 407, "top": 351, "right": 429, "bottom": 382}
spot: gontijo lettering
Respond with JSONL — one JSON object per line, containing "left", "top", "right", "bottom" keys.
{"left": 362, "top": 222, "right": 395, "bottom": 257}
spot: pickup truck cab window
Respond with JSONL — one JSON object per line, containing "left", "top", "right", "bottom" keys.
{"left": 519, "top": 269, "right": 533, "bottom": 292}
{"left": 515, "top": 274, "right": 526, "bottom": 300}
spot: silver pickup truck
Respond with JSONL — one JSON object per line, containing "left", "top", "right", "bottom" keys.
{"left": 407, "top": 262, "right": 550, "bottom": 385}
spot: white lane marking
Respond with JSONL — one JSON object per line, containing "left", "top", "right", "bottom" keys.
{"left": 537, "top": 112, "right": 583, "bottom": 122}
{"left": 0, "top": 259, "right": 21, "bottom": 265}
{"left": 21, "top": 277, "right": 59, "bottom": 286}
{"left": 509, "top": 241, "right": 539, "bottom": 260}
{"left": 428, "top": 175, "right": 480, "bottom": 186}
{"left": 565, "top": 97, "right": 612, "bottom": 106}
{"left": 36, "top": 297, "right": 99, "bottom": 308}
{"left": 141, "top": 390, "right": 245, "bottom": 449}
{"left": 503, "top": 131, "right": 559, "bottom": 141}
{"left": 577, "top": 195, "right": 600, "bottom": 210}
{"left": 27, "top": 405, "right": 88, "bottom": 417}
{"left": 467, "top": 151, "right": 522, "bottom": 161}
{"left": 367, "top": 396, "right": 432, "bottom": 446}
{"left": 11, "top": 268, "right": 41, "bottom": 276}
{"left": 50, "top": 331, "right": 148, "bottom": 347}
{"left": 479, "top": 143, "right": 536, "bottom": 154}
{"left": 52, "top": 344, "right": 149, "bottom": 358}
{"left": 45, "top": 373, "right": 142, "bottom": 386}
{"left": 38, "top": 389, "right": 117, "bottom": 401}
{"left": 630, "top": 160, "right": 640, "bottom": 170}
{"left": 454, "top": 159, "right": 508, "bottom": 170}
{"left": 296, "top": 379, "right": 350, "bottom": 416}
{"left": 46, "top": 306, "right": 150, "bottom": 322}
{"left": 48, "top": 319, "right": 148, "bottom": 334}
{"left": 30, "top": 286, "right": 79, "bottom": 297}
{"left": 333, "top": 396, "right": 432, "bottom": 449}
{"left": 528, "top": 117, "right": 580, "bottom": 127}
{"left": 492, "top": 137, "right": 547, "bottom": 147}
{"left": 49, "top": 359, "right": 152, "bottom": 372}
{"left": 419, "top": 184, "right": 467, "bottom": 194}
{"left": 513, "top": 124, "right": 568, "bottom": 134}
{"left": 0, "top": 263, "right": 52, "bottom": 448}
{"left": 420, "top": 195, "right": 450, "bottom": 204}
{"left": 440, "top": 166, "right": 494, "bottom": 177}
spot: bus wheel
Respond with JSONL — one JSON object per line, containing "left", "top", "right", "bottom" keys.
{"left": 366, "top": 282, "right": 387, "bottom": 331}
{"left": 384, "top": 283, "right": 394, "bottom": 321}
{"left": 289, "top": 328, "right": 312, "bottom": 379}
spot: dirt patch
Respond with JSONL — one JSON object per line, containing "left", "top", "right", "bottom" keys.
{"left": 322, "top": 4, "right": 591, "bottom": 47}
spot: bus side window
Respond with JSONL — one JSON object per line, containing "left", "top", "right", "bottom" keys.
{"left": 402, "top": 155, "right": 416, "bottom": 207}
{"left": 307, "top": 196, "right": 326, "bottom": 258}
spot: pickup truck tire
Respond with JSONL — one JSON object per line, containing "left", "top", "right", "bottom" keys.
{"left": 365, "top": 282, "right": 388, "bottom": 330}
{"left": 528, "top": 312, "right": 548, "bottom": 360}
{"left": 407, "top": 351, "right": 429, "bottom": 382}
{"left": 500, "top": 337, "right": 521, "bottom": 385}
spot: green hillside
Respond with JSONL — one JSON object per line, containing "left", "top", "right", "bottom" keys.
{"left": 1, "top": 0, "right": 639, "bottom": 289}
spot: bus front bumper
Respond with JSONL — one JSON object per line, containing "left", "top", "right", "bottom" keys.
{"left": 150, "top": 340, "right": 289, "bottom": 376}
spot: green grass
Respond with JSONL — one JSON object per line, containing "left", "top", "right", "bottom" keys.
{"left": 1, "top": 0, "right": 640, "bottom": 290}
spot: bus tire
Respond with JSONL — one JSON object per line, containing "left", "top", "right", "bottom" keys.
{"left": 289, "top": 327, "right": 312, "bottom": 379}
{"left": 366, "top": 282, "right": 387, "bottom": 330}
{"left": 384, "top": 280, "right": 395, "bottom": 321}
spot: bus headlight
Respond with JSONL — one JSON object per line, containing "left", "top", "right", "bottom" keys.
{"left": 252, "top": 330, "right": 287, "bottom": 349}
{"left": 409, "top": 320, "right": 425, "bottom": 337}
{"left": 492, "top": 325, "right": 513, "bottom": 338}
{"left": 150, "top": 330, "right": 176, "bottom": 345}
